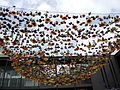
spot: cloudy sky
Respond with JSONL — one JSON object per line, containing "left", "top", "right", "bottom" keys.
{"left": 0, "top": 0, "right": 120, "bottom": 13}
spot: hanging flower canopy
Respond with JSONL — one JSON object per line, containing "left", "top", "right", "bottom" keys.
{"left": 0, "top": 6, "right": 120, "bottom": 87}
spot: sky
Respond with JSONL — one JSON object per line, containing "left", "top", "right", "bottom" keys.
{"left": 0, "top": 0, "right": 120, "bottom": 13}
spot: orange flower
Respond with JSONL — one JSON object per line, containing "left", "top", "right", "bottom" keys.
{"left": 0, "top": 41, "right": 4, "bottom": 46}
{"left": 45, "top": 18, "right": 51, "bottom": 23}
{"left": 4, "top": 36, "right": 10, "bottom": 41}
{"left": 102, "top": 49, "right": 110, "bottom": 52}
{"left": 50, "top": 31, "right": 56, "bottom": 35}
{"left": 64, "top": 53, "right": 70, "bottom": 56}
{"left": 114, "top": 18, "right": 120, "bottom": 23}
{"left": 25, "top": 60, "right": 32, "bottom": 63}
{"left": 38, "top": 51, "right": 45, "bottom": 56}
{"left": 39, "top": 39, "right": 46, "bottom": 43}
{"left": 114, "top": 35, "right": 119, "bottom": 38}
{"left": 116, "top": 39, "right": 120, "bottom": 43}
{"left": 12, "top": 54, "right": 22, "bottom": 58}
{"left": 66, "top": 39, "right": 71, "bottom": 42}
{"left": 27, "top": 24, "right": 33, "bottom": 27}
{"left": 9, "top": 11, "right": 16, "bottom": 15}
{"left": 81, "top": 36, "right": 88, "bottom": 39}
{"left": 102, "top": 64, "right": 107, "bottom": 66}
{"left": 48, "top": 43, "right": 54, "bottom": 46}
{"left": 43, "top": 58, "right": 49, "bottom": 61}
{"left": 38, "top": 61, "right": 45, "bottom": 64}
{"left": 15, "top": 69, "right": 21, "bottom": 71}
{"left": 62, "top": 16, "right": 68, "bottom": 20}
{"left": 99, "top": 22, "right": 106, "bottom": 27}
{"left": 97, "top": 39, "right": 104, "bottom": 42}
{"left": 52, "top": 51, "right": 59, "bottom": 54}
{"left": 30, "top": 39, "right": 37, "bottom": 43}
{"left": 80, "top": 57, "right": 87, "bottom": 61}
{"left": 72, "top": 25, "right": 78, "bottom": 30}
{"left": 86, "top": 18, "right": 92, "bottom": 24}
{"left": 21, "top": 46, "right": 28, "bottom": 50}
{"left": 86, "top": 44, "right": 92, "bottom": 48}
{"left": 74, "top": 48, "right": 79, "bottom": 51}
{"left": 59, "top": 69, "right": 65, "bottom": 71}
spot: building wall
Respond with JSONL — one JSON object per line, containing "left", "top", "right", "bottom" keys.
{"left": 91, "top": 55, "right": 120, "bottom": 90}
